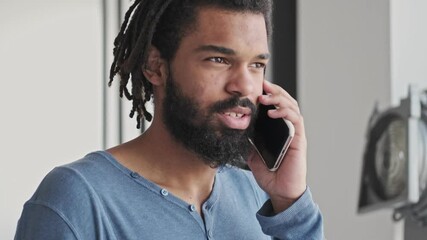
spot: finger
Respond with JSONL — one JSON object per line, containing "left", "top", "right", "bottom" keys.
{"left": 268, "top": 107, "right": 306, "bottom": 138}
{"left": 260, "top": 95, "right": 301, "bottom": 115}
{"left": 263, "top": 81, "right": 299, "bottom": 107}
{"left": 267, "top": 106, "right": 299, "bottom": 121}
{"left": 260, "top": 82, "right": 300, "bottom": 114}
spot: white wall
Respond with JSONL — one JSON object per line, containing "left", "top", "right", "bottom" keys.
{"left": 298, "top": 0, "right": 395, "bottom": 239}
{"left": 0, "top": 1, "right": 102, "bottom": 239}
{"left": 390, "top": 0, "right": 427, "bottom": 102}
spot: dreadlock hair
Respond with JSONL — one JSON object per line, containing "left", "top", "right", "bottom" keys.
{"left": 109, "top": 0, "right": 273, "bottom": 129}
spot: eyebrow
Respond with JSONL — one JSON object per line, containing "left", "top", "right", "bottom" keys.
{"left": 195, "top": 45, "right": 270, "bottom": 60}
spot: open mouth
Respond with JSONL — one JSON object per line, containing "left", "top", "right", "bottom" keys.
{"left": 217, "top": 108, "right": 252, "bottom": 130}
{"left": 223, "top": 112, "right": 246, "bottom": 118}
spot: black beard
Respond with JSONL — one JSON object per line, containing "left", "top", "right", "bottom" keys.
{"left": 162, "top": 75, "right": 257, "bottom": 168}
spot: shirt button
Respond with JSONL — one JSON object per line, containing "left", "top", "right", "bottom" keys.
{"left": 189, "top": 204, "right": 197, "bottom": 212}
{"left": 207, "top": 230, "right": 213, "bottom": 238}
{"left": 160, "top": 189, "right": 169, "bottom": 196}
{"left": 130, "top": 172, "right": 138, "bottom": 178}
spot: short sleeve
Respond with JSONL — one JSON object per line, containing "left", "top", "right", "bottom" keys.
{"left": 15, "top": 202, "right": 78, "bottom": 240}
{"left": 14, "top": 166, "right": 104, "bottom": 240}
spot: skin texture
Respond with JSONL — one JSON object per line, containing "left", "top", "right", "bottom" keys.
{"left": 108, "top": 7, "right": 307, "bottom": 216}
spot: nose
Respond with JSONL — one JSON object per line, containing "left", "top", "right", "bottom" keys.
{"left": 225, "top": 66, "right": 256, "bottom": 97}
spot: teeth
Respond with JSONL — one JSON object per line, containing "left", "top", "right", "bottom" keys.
{"left": 225, "top": 112, "right": 244, "bottom": 118}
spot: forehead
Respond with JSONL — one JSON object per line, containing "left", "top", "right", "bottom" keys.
{"left": 180, "top": 7, "right": 269, "bottom": 55}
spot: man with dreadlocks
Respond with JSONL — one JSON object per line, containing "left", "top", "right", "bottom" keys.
{"left": 15, "top": 0, "right": 323, "bottom": 239}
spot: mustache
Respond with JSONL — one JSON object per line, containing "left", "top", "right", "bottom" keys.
{"left": 209, "top": 96, "right": 257, "bottom": 115}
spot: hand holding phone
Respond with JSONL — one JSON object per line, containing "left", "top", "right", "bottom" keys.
{"left": 248, "top": 104, "right": 295, "bottom": 171}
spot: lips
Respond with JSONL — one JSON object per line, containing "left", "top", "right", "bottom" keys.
{"left": 217, "top": 107, "right": 252, "bottom": 130}
{"left": 223, "top": 112, "right": 245, "bottom": 118}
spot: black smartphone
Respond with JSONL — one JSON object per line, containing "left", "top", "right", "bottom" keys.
{"left": 248, "top": 104, "right": 295, "bottom": 171}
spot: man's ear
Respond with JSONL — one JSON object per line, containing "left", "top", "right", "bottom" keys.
{"left": 142, "top": 46, "right": 168, "bottom": 86}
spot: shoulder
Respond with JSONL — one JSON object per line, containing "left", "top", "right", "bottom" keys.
{"left": 28, "top": 151, "right": 112, "bottom": 211}
{"left": 16, "top": 151, "right": 115, "bottom": 239}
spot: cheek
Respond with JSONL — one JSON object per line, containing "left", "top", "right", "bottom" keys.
{"left": 192, "top": 80, "right": 223, "bottom": 111}
{"left": 256, "top": 81, "right": 263, "bottom": 95}
{"left": 208, "top": 73, "right": 222, "bottom": 89}
{"left": 194, "top": 72, "right": 223, "bottom": 94}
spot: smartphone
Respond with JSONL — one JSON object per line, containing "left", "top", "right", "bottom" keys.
{"left": 248, "top": 104, "right": 295, "bottom": 171}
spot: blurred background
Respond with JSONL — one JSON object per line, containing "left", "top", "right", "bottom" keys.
{"left": 1, "top": 0, "right": 426, "bottom": 239}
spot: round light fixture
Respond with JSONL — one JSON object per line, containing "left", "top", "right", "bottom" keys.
{"left": 359, "top": 86, "right": 427, "bottom": 226}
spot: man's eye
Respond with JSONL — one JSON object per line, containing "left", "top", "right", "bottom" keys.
{"left": 208, "top": 57, "right": 227, "bottom": 64}
{"left": 251, "top": 62, "right": 266, "bottom": 69}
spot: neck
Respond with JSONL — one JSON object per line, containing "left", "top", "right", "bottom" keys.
{"left": 108, "top": 118, "right": 217, "bottom": 207}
